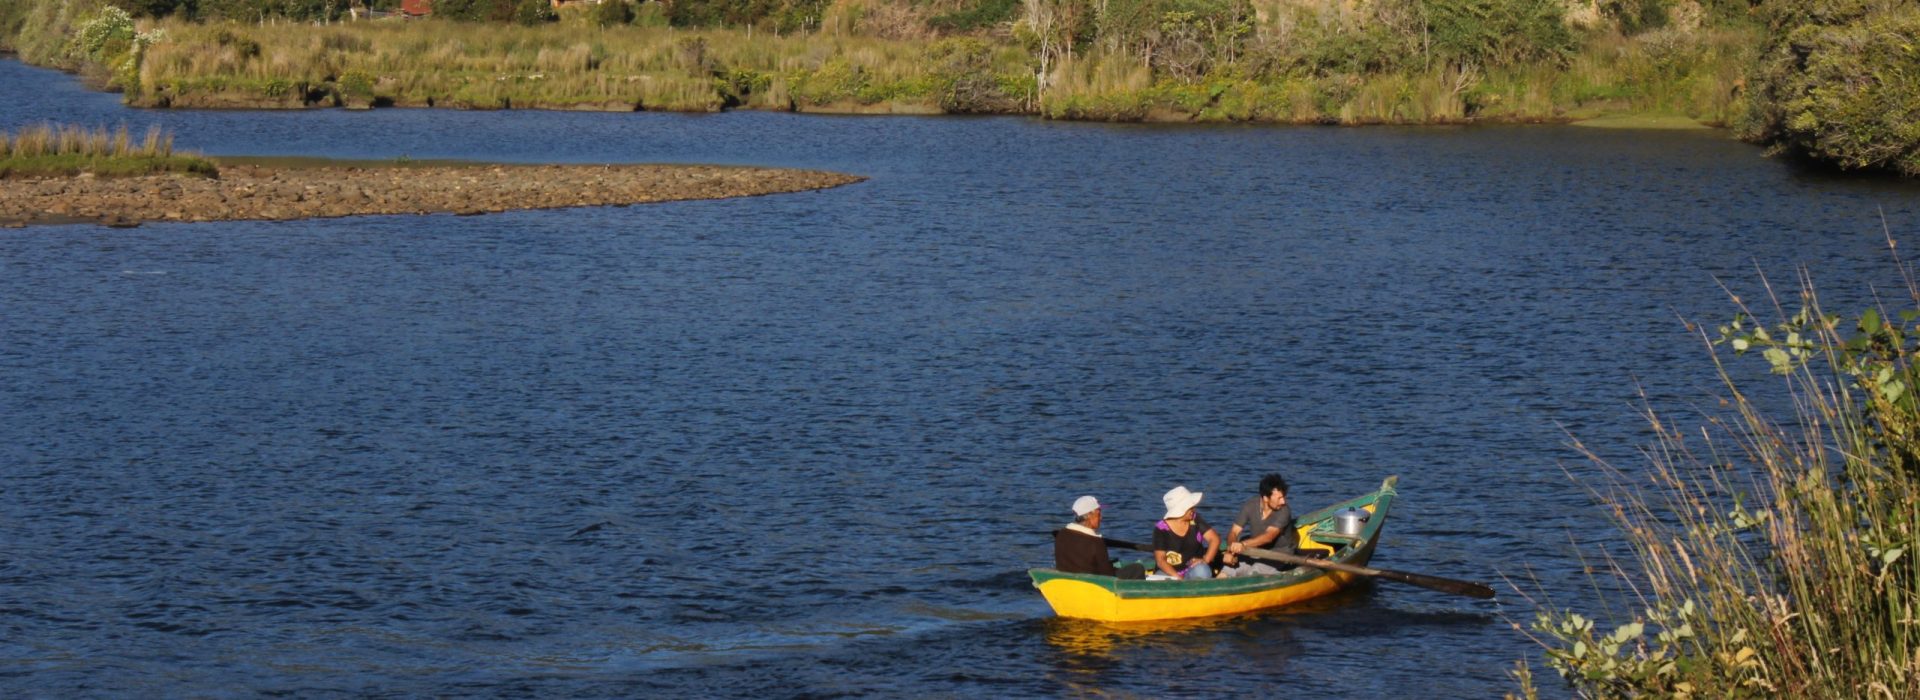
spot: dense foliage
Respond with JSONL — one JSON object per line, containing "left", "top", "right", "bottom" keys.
{"left": 432, "top": 0, "right": 556, "bottom": 24}
{"left": 1418, "top": 0, "right": 1576, "bottom": 67}
{"left": 1739, "top": 0, "right": 1920, "bottom": 176}
{"left": 664, "top": 0, "right": 826, "bottom": 30}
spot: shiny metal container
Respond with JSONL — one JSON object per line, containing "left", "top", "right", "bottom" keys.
{"left": 1333, "top": 508, "right": 1369, "bottom": 537}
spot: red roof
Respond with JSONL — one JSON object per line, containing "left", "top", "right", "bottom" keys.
{"left": 400, "top": 0, "right": 431, "bottom": 15}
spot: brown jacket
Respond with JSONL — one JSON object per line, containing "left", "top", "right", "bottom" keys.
{"left": 1053, "top": 527, "right": 1116, "bottom": 576}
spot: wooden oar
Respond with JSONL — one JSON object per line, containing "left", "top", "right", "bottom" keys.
{"left": 1102, "top": 537, "right": 1495, "bottom": 600}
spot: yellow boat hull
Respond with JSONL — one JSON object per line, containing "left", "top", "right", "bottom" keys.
{"left": 1034, "top": 565, "right": 1360, "bottom": 622}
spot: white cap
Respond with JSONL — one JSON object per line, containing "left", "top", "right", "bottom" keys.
{"left": 1071, "top": 495, "right": 1101, "bottom": 516}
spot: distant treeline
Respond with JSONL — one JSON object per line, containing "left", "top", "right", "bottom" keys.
{"left": 0, "top": 0, "right": 1914, "bottom": 175}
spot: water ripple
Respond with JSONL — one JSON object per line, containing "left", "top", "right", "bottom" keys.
{"left": 3, "top": 57, "right": 1920, "bottom": 696}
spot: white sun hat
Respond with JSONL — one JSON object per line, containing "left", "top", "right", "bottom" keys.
{"left": 1161, "top": 486, "right": 1203, "bottom": 519}
{"left": 1071, "top": 495, "right": 1101, "bottom": 516}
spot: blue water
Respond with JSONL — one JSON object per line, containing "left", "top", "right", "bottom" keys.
{"left": 4, "top": 57, "right": 1920, "bottom": 697}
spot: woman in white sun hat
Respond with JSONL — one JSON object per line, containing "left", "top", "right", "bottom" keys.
{"left": 1152, "top": 485, "right": 1220, "bottom": 580}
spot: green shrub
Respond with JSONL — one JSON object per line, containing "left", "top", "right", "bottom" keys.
{"left": 1738, "top": 0, "right": 1920, "bottom": 176}
{"left": 788, "top": 58, "right": 864, "bottom": 104}
{"left": 213, "top": 27, "right": 260, "bottom": 58}
{"left": 432, "top": 0, "right": 555, "bottom": 23}
{"left": 1602, "top": 0, "right": 1671, "bottom": 35}
{"left": 74, "top": 5, "right": 134, "bottom": 61}
{"left": 928, "top": 37, "right": 1015, "bottom": 112}
{"left": 338, "top": 70, "right": 374, "bottom": 98}
{"left": 1419, "top": 0, "right": 1575, "bottom": 68}
{"left": 929, "top": 0, "right": 1020, "bottom": 32}
{"left": 588, "top": 0, "right": 635, "bottom": 26}
{"left": 631, "top": 1, "right": 667, "bottom": 26}
{"left": 667, "top": 0, "right": 825, "bottom": 30}
{"left": 512, "top": 0, "right": 556, "bottom": 25}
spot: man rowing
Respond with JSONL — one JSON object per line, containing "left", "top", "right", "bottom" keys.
{"left": 1220, "top": 473, "right": 1297, "bottom": 578}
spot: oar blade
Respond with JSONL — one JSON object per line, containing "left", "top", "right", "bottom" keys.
{"left": 1377, "top": 570, "right": 1497, "bottom": 599}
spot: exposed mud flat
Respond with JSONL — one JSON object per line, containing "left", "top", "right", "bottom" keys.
{"left": 0, "top": 162, "right": 865, "bottom": 227}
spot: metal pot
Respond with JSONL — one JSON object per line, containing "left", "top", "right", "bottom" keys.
{"left": 1333, "top": 508, "right": 1369, "bottom": 537}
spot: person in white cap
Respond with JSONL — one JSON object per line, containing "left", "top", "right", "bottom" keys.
{"left": 1153, "top": 485, "right": 1220, "bottom": 580}
{"left": 1053, "top": 495, "right": 1117, "bottom": 576}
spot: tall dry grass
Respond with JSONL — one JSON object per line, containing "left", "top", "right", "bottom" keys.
{"left": 1032, "top": 23, "right": 1756, "bottom": 123}
{"left": 132, "top": 18, "right": 1003, "bottom": 111}
{"left": 1516, "top": 238, "right": 1920, "bottom": 697}
{"left": 1, "top": 124, "right": 175, "bottom": 158}
{"left": 0, "top": 123, "right": 215, "bottom": 178}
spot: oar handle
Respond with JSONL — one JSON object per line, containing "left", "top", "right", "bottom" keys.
{"left": 1100, "top": 537, "right": 1494, "bottom": 600}
{"left": 1102, "top": 537, "right": 1154, "bottom": 553}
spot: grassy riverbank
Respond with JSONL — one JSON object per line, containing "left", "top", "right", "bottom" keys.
{"left": 0, "top": 124, "right": 216, "bottom": 178}
{"left": 2, "top": 0, "right": 1756, "bottom": 125}
{"left": 2, "top": 0, "right": 1913, "bottom": 171}
{"left": 1514, "top": 263, "right": 1920, "bottom": 697}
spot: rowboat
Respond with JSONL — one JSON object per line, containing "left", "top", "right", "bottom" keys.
{"left": 1029, "top": 476, "right": 1399, "bottom": 622}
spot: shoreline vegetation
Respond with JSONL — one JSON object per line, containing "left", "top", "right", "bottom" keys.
{"left": 0, "top": 123, "right": 217, "bottom": 178}
{"left": 0, "top": 0, "right": 1913, "bottom": 175}
{"left": 1512, "top": 257, "right": 1920, "bottom": 697}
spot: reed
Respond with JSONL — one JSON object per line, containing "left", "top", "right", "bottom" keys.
{"left": 1516, "top": 245, "right": 1920, "bottom": 697}
{"left": 0, "top": 123, "right": 212, "bottom": 177}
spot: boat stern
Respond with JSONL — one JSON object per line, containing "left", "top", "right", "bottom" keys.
{"left": 1030, "top": 570, "right": 1121, "bottom": 620}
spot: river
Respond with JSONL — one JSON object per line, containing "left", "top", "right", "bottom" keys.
{"left": 3, "top": 56, "right": 1919, "bottom": 696}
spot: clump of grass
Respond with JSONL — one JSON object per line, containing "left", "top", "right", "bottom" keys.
{"left": 0, "top": 124, "right": 216, "bottom": 178}
{"left": 1515, "top": 235, "right": 1920, "bottom": 697}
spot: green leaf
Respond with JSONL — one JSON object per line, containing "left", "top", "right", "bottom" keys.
{"left": 1863, "top": 308, "right": 1883, "bottom": 334}
{"left": 1613, "top": 621, "right": 1644, "bottom": 643}
{"left": 1764, "top": 347, "right": 1793, "bottom": 374}
{"left": 1732, "top": 338, "right": 1750, "bottom": 352}
{"left": 1883, "top": 548, "right": 1905, "bottom": 565}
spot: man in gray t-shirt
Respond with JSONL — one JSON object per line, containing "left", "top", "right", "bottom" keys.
{"left": 1220, "top": 473, "right": 1297, "bottom": 577}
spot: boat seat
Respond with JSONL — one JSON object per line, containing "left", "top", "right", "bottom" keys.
{"left": 1306, "top": 530, "right": 1363, "bottom": 546}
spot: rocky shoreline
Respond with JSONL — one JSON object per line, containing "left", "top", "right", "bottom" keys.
{"left": 0, "top": 162, "right": 864, "bottom": 227}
